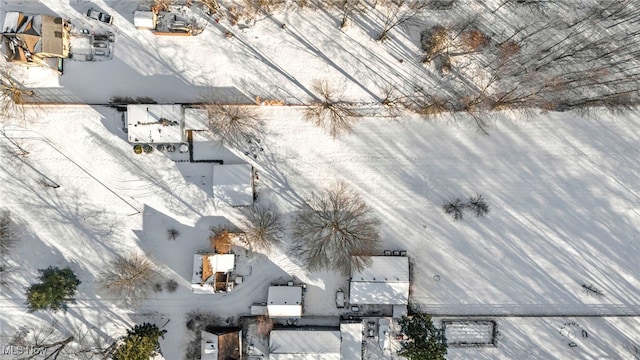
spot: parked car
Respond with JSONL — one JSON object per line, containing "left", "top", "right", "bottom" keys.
{"left": 86, "top": 8, "right": 113, "bottom": 24}
{"left": 367, "top": 321, "right": 376, "bottom": 338}
{"left": 335, "top": 289, "right": 345, "bottom": 308}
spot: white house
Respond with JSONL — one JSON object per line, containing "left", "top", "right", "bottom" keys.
{"left": 269, "top": 330, "right": 341, "bottom": 360}
{"left": 349, "top": 256, "right": 410, "bottom": 305}
{"left": 267, "top": 286, "right": 303, "bottom": 318}
{"left": 212, "top": 164, "right": 254, "bottom": 206}
{"left": 126, "top": 104, "right": 185, "bottom": 144}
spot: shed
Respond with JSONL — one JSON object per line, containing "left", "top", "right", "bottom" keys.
{"left": 212, "top": 164, "right": 253, "bottom": 206}
{"left": 267, "top": 286, "right": 302, "bottom": 318}
{"left": 349, "top": 256, "right": 410, "bottom": 305}
{"left": 134, "top": 11, "right": 157, "bottom": 29}
{"left": 126, "top": 104, "right": 185, "bottom": 144}
{"left": 269, "top": 330, "right": 340, "bottom": 360}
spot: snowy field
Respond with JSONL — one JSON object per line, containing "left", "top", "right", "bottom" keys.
{"left": 1, "top": 0, "right": 640, "bottom": 358}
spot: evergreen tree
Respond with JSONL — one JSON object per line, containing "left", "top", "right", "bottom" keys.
{"left": 113, "top": 323, "right": 167, "bottom": 360}
{"left": 398, "top": 313, "right": 447, "bottom": 360}
{"left": 26, "top": 266, "right": 80, "bottom": 312}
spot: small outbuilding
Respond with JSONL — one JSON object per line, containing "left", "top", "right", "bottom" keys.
{"left": 267, "top": 285, "right": 303, "bottom": 318}
{"left": 212, "top": 164, "right": 254, "bottom": 207}
{"left": 133, "top": 10, "right": 157, "bottom": 30}
{"left": 349, "top": 255, "right": 410, "bottom": 305}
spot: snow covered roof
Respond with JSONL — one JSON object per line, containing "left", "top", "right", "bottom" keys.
{"left": 2, "top": 12, "right": 21, "bottom": 33}
{"left": 134, "top": 11, "right": 156, "bottom": 29}
{"left": 267, "top": 286, "right": 302, "bottom": 318}
{"left": 351, "top": 256, "right": 409, "bottom": 282}
{"left": 212, "top": 164, "right": 253, "bottom": 206}
{"left": 184, "top": 107, "right": 209, "bottom": 131}
{"left": 127, "top": 104, "right": 184, "bottom": 144}
{"left": 191, "top": 254, "right": 235, "bottom": 285}
{"left": 201, "top": 330, "right": 241, "bottom": 360}
{"left": 201, "top": 330, "right": 219, "bottom": 360}
{"left": 349, "top": 282, "right": 409, "bottom": 305}
{"left": 340, "top": 323, "right": 362, "bottom": 360}
{"left": 208, "top": 253, "right": 235, "bottom": 273}
{"left": 269, "top": 330, "right": 341, "bottom": 360}
{"left": 349, "top": 256, "right": 410, "bottom": 305}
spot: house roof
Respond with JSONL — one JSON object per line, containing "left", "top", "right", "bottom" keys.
{"left": 349, "top": 282, "right": 409, "bottom": 305}
{"left": 201, "top": 330, "right": 241, "bottom": 360}
{"left": 134, "top": 11, "right": 156, "bottom": 29}
{"left": 2, "top": 12, "right": 23, "bottom": 33}
{"left": 192, "top": 254, "right": 235, "bottom": 284}
{"left": 2, "top": 13, "right": 68, "bottom": 60}
{"left": 126, "top": 104, "right": 184, "bottom": 143}
{"left": 269, "top": 330, "right": 341, "bottom": 360}
{"left": 351, "top": 256, "right": 409, "bottom": 282}
{"left": 340, "top": 323, "right": 363, "bottom": 360}
{"left": 349, "top": 256, "right": 410, "bottom": 305}
{"left": 208, "top": 254, "right": 235, "bottom": 274}
{"left": 267, "top": 286, "right": 303, "bottom": 318}
{"left": 40, "top": 15, "right": 64, "bottom": 55}
{"left": 212, "top": 164, "right": 253, "bottom": 206}
{"left": 184, "top": 107, "right": 209, "bottom": 131}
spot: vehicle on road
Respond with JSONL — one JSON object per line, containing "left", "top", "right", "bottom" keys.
{"left": 86, "top": 8, "right": 113, "bottom": 24}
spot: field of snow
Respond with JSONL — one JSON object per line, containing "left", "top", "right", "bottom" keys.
{"left": 1, "top": 0, "right": 640, "bottom": 358}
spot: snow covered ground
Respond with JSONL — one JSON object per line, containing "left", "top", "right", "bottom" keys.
{"left": 1, "top": 105, "right": 639, "bottom": 359}
{"left": 1, "top": 0, "right": 640, "bottom": 358}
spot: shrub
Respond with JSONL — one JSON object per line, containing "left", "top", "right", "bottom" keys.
{"left": 167, "top": 228, "right": 180, "bottom": 241}
{"left": 166, "top": 279, "right": 179, "bottom": 293}
{"left": 443, "top": 198, "right": 466, "bottom": 221}
{"left": 113, "top": 323, "right": 166, "bottom": 360}
{"left": 26, "top": 266, "right": 81, "bottom": 312}
{"left": 467, "top": 194, "right": 489, "bottom": 217}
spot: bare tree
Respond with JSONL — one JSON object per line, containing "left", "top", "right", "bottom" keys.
{"left": 203, "top": 104, "right": 263, "bottom": 146}
{"left": 443, "top": 198, "right": 465, "bottom": 221}
{"left": 377, "top": 0, "right": 429, "bottom": 42}
{"left": 209, "top": 226, "right": 234, "bottom": 253}
{"left": 0, "top": 210, "right": 16, "bottom": 255}
{"left": 340, "top": 0, "right": 362, "bottom": 28}
{"left": 167, "top": 228, "right": 180, "bottom": 241}
{"left": 304, "top": 80, "right": 359, "bottom": 138}
{"left": 10, "top": 320, "right": 115, "bottom": 360}
{"left": 467, "top": 194, "right": 489, "bottom": 217}
{"left": 291, "top": 182, "right": 380, "bottom": 275}
{"left": 582, "top": 283, "right": 604, "bottom": 297}
{"left": 100, "top": 253, "right": 157, "bottom": 306}
{"left": 1, "top": 66, "right": 35, "bottom": 121}
{"left": 198, "top": 0, "right": 221, "bottom": 15}
{"left": 421, "top": 25, "right": 450, "bottom": 63}
{"left": 242, "top": 204, "right": 283, "bottom": 253}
